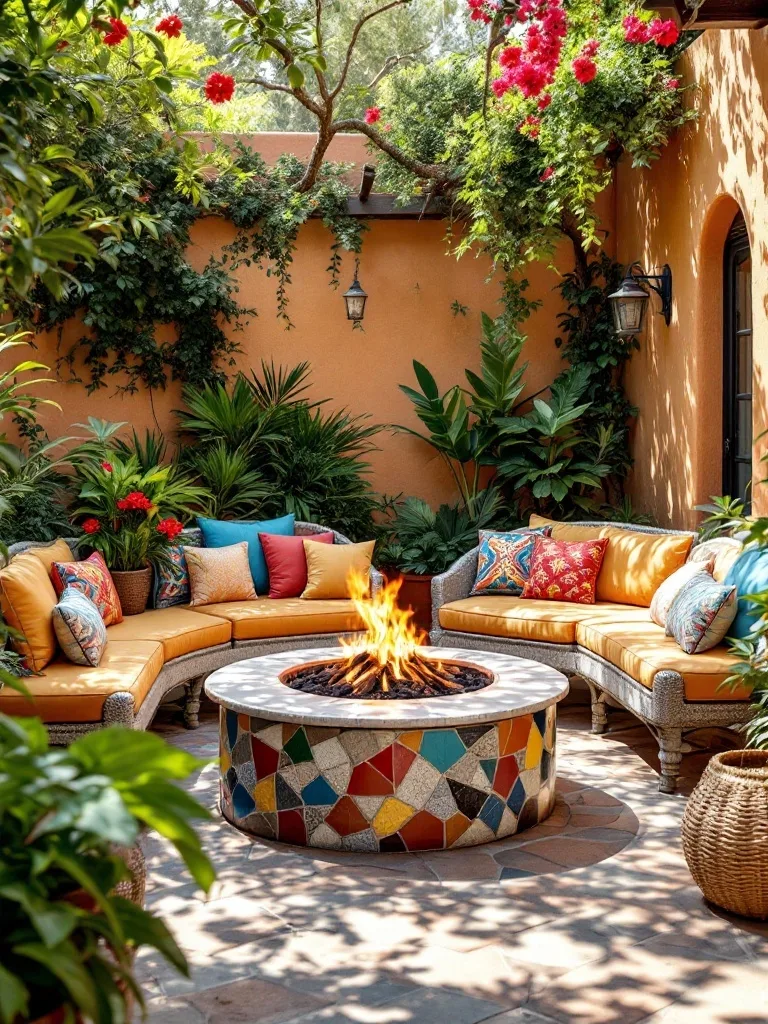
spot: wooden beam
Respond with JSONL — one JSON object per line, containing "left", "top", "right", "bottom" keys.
{"left": 307, "top": 194, "right": 443, "bottom": 219}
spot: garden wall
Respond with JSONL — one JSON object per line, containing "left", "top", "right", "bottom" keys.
{"left": 20, "top": 133, "right": 615, "bottom": 509}
{"left": 617, "top": 27, "right": 768, "bottom": 527}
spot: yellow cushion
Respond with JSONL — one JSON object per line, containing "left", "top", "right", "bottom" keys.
{"left": 185, "top": 542, "right": 257, "bottom": 606}
{"left": 530, "top": 516, "right": 692, "bottom": 606}
{"left": 27, "top": 539, "right": 75, "bottom": 574}
{"left": 438, "top": 596, "right": 648, "bottom": 645}
{"left": 0, "top": 552, "right": 59, "bottom": 671}
{"left": 302, "top": 540, "right": 375, "bottom": 599}
{"left": 575, "top": 618, "right": 748, "bottom": 701}
{"left": 106, "top": 607, "right": 231, "bottom": 661}
{"left": 0, "top": 640, "right": 164, "bottom": 723}
{"left": 194, "top": 598, "right": 365, "bottom": 641}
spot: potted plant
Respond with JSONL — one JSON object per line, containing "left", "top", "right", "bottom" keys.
{"left": 72, "top": 454, "right": 199, "bottom": 615}
{"left": 377, "top": 489, "right": 503, "bottom": 632}
{"left": 0, "top": 676, "right": 215, "bottom": 1022}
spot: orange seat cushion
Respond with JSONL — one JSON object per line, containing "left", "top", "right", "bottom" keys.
{"left": 575, "top": 618, "right": 748, "bottom": 701}
{"left": 0, "top": 640, "right": 164, "bottom": 723}
{"left": 439, "top": 597, "right": 648, "bottom": 645}
{"left": 530, "top": 516, "right": 692, "bottom": 607}
{"left": 193, "top": 598, "right": 365, "bottom": 641}
{"left": 106, "top": 607, "right": 232, "bottom": 660}
{"left": 0, "top": 552, "right": 60, "bottom": 672}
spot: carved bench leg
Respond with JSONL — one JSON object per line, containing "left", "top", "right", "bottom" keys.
{"left": 184, "top": 676, "right": 205, "bottom": 729}
{"left": 585, "top": 680, "right": 609, "bottom": 734}
{"left": 657, "top": 726, "right": 683, "bottom": 793}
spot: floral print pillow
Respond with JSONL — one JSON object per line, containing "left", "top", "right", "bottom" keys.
{"left": 50, "top": 551, "right": 123, "bottom": 625}
{"left": 666, "top": 576, "right": 738, "bottom": 654}
{"left": 521, "top": 536, "right": 609, "bottom": 605}
{"left": 471, "top": 527, "right": 551, "bottom": 597}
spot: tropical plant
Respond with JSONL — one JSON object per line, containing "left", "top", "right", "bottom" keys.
{"left": 695, "top": 495, "right": 750, "bottom": 541}
{"left": 188, "top": 441, "right": 271, "bottom": 520}
{"left": 0, "top": 713, "right": 214, "bottom": 1024}
{"left": 599, "top": 497, "right": 657, "bottom": 527}
{"left": 378, "top": 486, "right": 505, "bottom": 575}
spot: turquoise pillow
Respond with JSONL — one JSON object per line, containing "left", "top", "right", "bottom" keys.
{"left": 197, "top": 515, "right": 295, "bottom": 594}
{"left": 724, "top": 547, "right": 768, "bottom": 639}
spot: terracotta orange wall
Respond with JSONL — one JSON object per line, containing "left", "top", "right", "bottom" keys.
{"left": 617, "top": 28, "right": 768, "bottom": 528}
{"left": 14, "top": 134, "right": 615, "bottom": 508}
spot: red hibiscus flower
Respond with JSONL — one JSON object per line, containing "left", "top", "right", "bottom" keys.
{"left": 537, "top": 93, "right": 552, "bottom": 111}
{"left": 364, "top": 107, "right": 381, "bottom": 125}
{"left": 155, "top": 14, "right": 183, "bottom": 37}
{"left": 572, "top": 56, "right": 597, "bottom": 85}
{"left": 665, "top": 77, "right": 680, "bottom": 90}
{"left": 101, "top": 460, "right": 113, "bottom": 472}
{"left": 157, "top": 517, "right": 185, "bottom": 541}
{"left": 539, "top": 166, "right": 555, "bottom": 182}
{"left": 82, "top": 518, "right": 101, "bottom": 535}
{"left": 205, "top": 72, "right": 235, "bottom": 104}
{"left": 623, "top": 14, "right": 650, "bottom": 44}
{"left": 102, "top": 17, "right": 129, "bottom": 46}
{"left": 117, "top": 490, "right": 153, "bottom": 512}
{"left": 649, "top": 18, "right": 680, "bottom": 47}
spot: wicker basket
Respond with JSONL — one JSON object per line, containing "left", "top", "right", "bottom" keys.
{"left": 111, "top": 567, "right": 153, "bottom": 616}
{"left": 682, "top": 749, "right": 768, "bottom": 918}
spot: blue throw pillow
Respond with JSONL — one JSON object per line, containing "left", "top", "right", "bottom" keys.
{"left": 724, "top": 546, "right": 768, "bottom": 639}
{"left": 52, "top": 586, "right": 107, "bottom": 667}
{"left": 197, "top": 514, "right": 295, "bottom": 594}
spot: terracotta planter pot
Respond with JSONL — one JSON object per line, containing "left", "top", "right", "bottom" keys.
{"left": 682, "top": 749, "right": 768, "bottom": 919}
{"left": 383, "top": 569, "right": 434, "bottom": 633}
{"left": 110, "top": 567, "right": 153, "bottom": 616}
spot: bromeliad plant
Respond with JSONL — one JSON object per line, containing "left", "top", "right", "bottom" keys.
{"left": 0, "top": 713, "right": 215, "bottom": 1024}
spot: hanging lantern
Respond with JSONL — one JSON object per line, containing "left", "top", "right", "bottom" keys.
{"left": 609, "top": 263, "right": 672, "bottom": 337}
{"left": 343, "top": 258, "right": 368, "bottom": 322}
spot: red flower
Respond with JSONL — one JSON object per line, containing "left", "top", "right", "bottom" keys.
{"left": 537, "top": 93, "right": 552, "bottom": 111}
{"left": 623, "top": 14, "right": 650, "bottom": 44}
{"left": 572, "top": 56, "right": 597, "bottom": 84}
{"left": 665, "top": 77, "right": 680, "bottom": 90}
{"left": 511, "top": 60, "right": 548, "bottom": 98}
{"left": 56, "top": 40, "right": 69, "bottom": 51}
{"left": 581, "top": 38, "right": 600, "bottom": 58}
{"left": 117, "top": 490, "right": 153, "bottom": 512}
{"left": 499, "top": 45, "right": 522, "bottom": 68}
{"left": 540, "top": 6, "right": 567, "bottom": 37}
{"left": 518, "top": 114, "right": 541, "bottom": 138}
{"left": 383, "top": 123, "right": 392, "bottom": 132}
{"left": 364, "top": 106, "right": 381, "bottom": 125}
{"left": 101, "top": 460, "right": 113, "bottom": 472}
{"left": 157, "top": 517, "right": 185, "bottom": 541}
{"left": 649, "top": 18, "right": 680, "bottom": 47}
{"left": 155, "top": 14, "right": 183, "bottom": 37}
{"left": 82, "top": 518, "right": 101, "bottom": 535}
{"left": 539, "top": 166, "right": 555, "bottom": 181}
{"left": 205, "top": 72, "right": 235, "bottom": 104}
{"left": 102, "top": 17, "right": 129, "bottom": 46}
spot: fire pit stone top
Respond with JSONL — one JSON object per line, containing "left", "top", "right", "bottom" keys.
{"left": 205, "top": 646, "right": 569, "bottom": 730}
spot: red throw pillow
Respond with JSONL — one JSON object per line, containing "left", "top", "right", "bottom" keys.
{"left": 260, "top": 531, "right": 334, "bottom": 599}
{"left": 51, "top": 551, "right": 123, "bottom": 625}
{"left": 521, "top": 536, "right": 609, "bottom": 605}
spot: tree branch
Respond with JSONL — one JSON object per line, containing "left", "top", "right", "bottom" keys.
{"left": 367, "top": 43, "right": 430, "bottom": 89}
{"left": 313, "top": 0, "right": 331, "bottom": 102}
{"left": 330, "top": 0, "right": 412, "bottom": 100}
{"left": 241, "top": 75, "right": 296, "bottom": 95}
{"left": 333, "top": 119, "right": 454, "bottom": 184}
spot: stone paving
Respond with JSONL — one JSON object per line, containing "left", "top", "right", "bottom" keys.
{"left": 139, "top": 690, "right": 768, "bottom": 1023}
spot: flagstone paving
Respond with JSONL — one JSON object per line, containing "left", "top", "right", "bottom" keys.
{"left": 140, "top": 689, "right": 768, "bottom": 1023}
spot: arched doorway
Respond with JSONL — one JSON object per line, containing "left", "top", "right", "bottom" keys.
{"left": 723, "top": 211, "right": 753, "bottom": 507}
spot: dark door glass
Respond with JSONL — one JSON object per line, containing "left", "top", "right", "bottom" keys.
{"left": 723, "top": 212, "right": 752, "bottom": 508}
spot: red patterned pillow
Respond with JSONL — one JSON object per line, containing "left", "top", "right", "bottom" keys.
{"left": 521, "top": 536, "right": 609, "bottom": 605}
{"left": 51, "top": 551, "right": 123, "bottom": 625}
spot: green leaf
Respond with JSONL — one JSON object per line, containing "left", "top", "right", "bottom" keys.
{"left": 42, "top": 185, "right": 79, "bottom": 220}
{"left": 12, "top": 942, "right": 98, "bottom": 1020}
{"left": 0, "top": 962, "right": 29, "bottom": 1024}
{"left": 112, "top": 897, "right": 189, "bottom": 975}
{"left": 286, "top": 64, "right": 305, "bottom": 89}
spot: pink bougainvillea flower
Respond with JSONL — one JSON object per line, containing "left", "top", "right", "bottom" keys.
{"left": 511, "top": 60, "right": 549, "bottom": 98}
{"left": 82, "top": 518, "right": 101, "bottom": 535}
{"left": 518, "top": 114, "right": 541, "bottom": 138}
{"left": 537, "top": 93, "right": 552, "bottom": 111}
{"left": 623, "top": 13, "right": 650, "bottom": 43}
{"left": 155, "top": 14, "right": 183, "bottom": 37}
{"left": 540, "top": 6, "right": 567, "bottom": 37}
{"left": 572, "top": 56, "right": 597, "bottom": 84}
{"left": 581, "top": 38, "right": 600, "bottom": 57}
{"left": 649, "top": 18, "right": 680, "bottom": 47}
{"left": 102, "top": 17, "right": 129, "bottom": 46}
{"left": 364, "top": 106, "right": 381, "bottom": 125}
{"left": 205, "top": 72, "right": 235, "bottom": 104}
{"left": 539, "top": 166, "right": 555, "bottom": 181}
{"left": 100, "top": 460, "right": 113, "bottom": 472}
{"left": 499, "top": 45, "right": 523, "bottom": 68}
{"left": 157, "top": 517, "right": 185, "bottom": 540}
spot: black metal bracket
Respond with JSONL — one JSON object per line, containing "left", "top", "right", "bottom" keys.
{"left": 628, "top": 262, "right": 673, "bottom": 326}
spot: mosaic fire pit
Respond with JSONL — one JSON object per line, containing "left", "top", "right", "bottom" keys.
{"left": 205, "top": 646, "right": 568, "bottom": 852}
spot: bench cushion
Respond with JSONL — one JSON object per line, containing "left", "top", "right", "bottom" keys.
{"left": 575, "top": 618, "right": 748, "bottom": 701}
{"left": 0, "top": 640, "right": 164, "bottom": 723}
{"left": 106, "top": 607, "right": 232, "bottom": 660}
{"left": 194, "top": 598, "right": 365, "bottom": 641}
{"left": 0, "top": 552, "right": 60, "bottom": 672}
{"left": 438, "top": 597, "right": 648, "bottom": 645}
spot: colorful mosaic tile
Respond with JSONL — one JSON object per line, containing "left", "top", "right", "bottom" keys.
{"left": 219, "top": 705, "right": 557, "bottom": 851}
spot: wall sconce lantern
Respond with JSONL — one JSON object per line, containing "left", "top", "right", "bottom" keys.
{"left": 343, "top": 258, "right": 367, "bottom": 323}
{"left": 608, "top": 263, "right": 673, "bottom": 337}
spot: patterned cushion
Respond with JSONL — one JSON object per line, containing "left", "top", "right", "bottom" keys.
{"left": 51, "top": 551, "right": 123, "bottom": 626}
{"left": 153, "top": 532, "right": 200, "bottom": 609}
{"left": 471, "top": 527, "right": 550, "bottom": 597}
{"left": 666, "top": 575, "right": 738, "bottom": 654}
{"left": 52, "top": 586, "right": 108, "bottom": 667}
{"left": 521, "top": 537, "right": 609, "bottom": 605}
{"left": 185, "top": 542, "right": 258, "bottom": 606}
{"left": 649, "top": 559, "right": 714, "bottom": 628}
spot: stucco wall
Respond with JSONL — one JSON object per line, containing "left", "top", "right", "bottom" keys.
{"left": 617, "top": 28, "right": 768, "bottom": 527}
{"left": 18, "top": 134, "right": 615, "bottom": 508}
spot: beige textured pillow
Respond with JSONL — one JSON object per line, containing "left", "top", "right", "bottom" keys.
{"left": 688, "top": 537, "right": 744, "bottom": 582}
{"left": 302, "top": 540, "right": 375, "bottom": 600}
{"left": 649, "top": 558, "right": 714, "bottom": 628}
{"left": 185, "top": 542, "right": 257, "bottom": 606}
